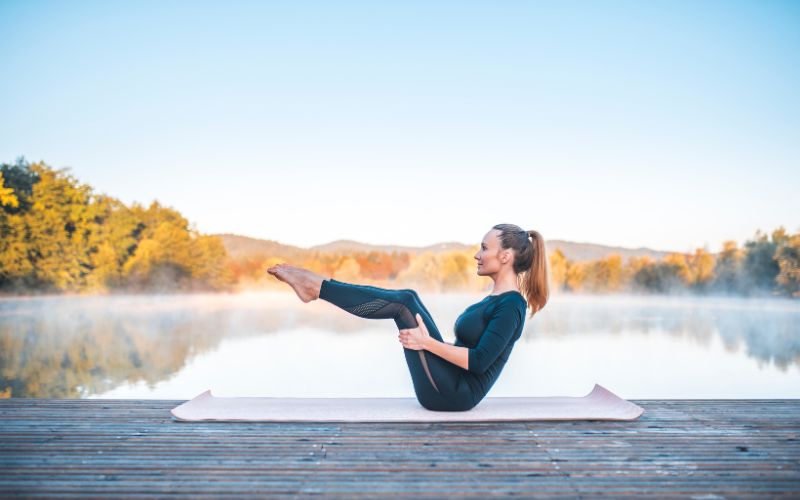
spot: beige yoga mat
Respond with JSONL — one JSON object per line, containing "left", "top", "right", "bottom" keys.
{"left": 170, "top": 383, "right": 645, "bottom": 422}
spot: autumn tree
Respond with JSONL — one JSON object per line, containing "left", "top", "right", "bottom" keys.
{"left": 686, "top": 248, "right": 715, "bottom": 292}
{"left": 548, "top": 249, "right": 568, "bottom": 291}
{"left": 713, "top": 240, "right": 744, "bottom": 294}
{"left": 0, "top": 158, "right": 40, "bottom": 290}
{"left": 0, "top": 159, "right": 234, "bottom": 294}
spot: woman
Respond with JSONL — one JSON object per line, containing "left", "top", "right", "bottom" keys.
{"left": 266, "top": 223, "right": 549, "bottom": 411}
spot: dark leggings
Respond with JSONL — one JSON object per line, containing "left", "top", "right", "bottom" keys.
{"left": 319, "top": 278, "right": 477, "bottom": 411}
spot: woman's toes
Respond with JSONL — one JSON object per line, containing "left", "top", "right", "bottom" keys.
{"left": 267, "top": 263, "right": 290, "bottom": 276}
{"left": 270, "top": 268, "right": 289, "bottom": 283}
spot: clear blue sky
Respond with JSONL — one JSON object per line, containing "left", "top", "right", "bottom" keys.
{"left": 1, "top": 0, "right": 798, "bottom": 253}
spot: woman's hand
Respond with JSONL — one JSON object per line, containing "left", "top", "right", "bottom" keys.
{"left": 398, "top": 313, "right": 432, "bottom": 351}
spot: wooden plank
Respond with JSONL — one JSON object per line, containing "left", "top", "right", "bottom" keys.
{"left": 0, "top": 399, "right": 798, "bottom": 498}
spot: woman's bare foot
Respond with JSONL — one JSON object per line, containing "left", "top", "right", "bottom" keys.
{"left": 266, "top": 263, "right": 325, "bottom": 303}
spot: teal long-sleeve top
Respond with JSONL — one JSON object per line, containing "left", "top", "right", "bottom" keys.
{"left": 454, "top": 290, "right": 527, "bottom": 398}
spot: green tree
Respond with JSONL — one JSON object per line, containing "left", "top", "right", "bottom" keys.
{"left": 740, "top": 228, "right": 785, "bottom": 296}
{"left": 631, "top": 259, "right": 685, "bottom": 294}
{"left": 775, "top": 231, "right": 800, "bottom": 298}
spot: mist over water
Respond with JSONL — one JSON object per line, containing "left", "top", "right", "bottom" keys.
{"left": 0, "top": 291, "right": 797, "bottom": 399}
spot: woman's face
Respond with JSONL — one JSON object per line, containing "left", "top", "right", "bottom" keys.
{"left": 474, "top": 229, "right": 511, "bottom": 276}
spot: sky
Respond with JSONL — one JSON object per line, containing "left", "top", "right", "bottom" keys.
{"left": 1, "top": 0, "right": 798, "bottom": 254}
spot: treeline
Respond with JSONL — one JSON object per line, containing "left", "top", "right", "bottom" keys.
{"left": 548, "top": 227, "right": 799, "bottom": 297}
{"left": 0, "top": 158, "right": 234, "bottom": 294}
{"left": 234, "top": 229, "right": 799, "bottom": 299}
{"left": 242, "top": 249, "right": 477, "bottom": 293}
{"left": 1, "top": 158, "right": 797, "bottom": 298}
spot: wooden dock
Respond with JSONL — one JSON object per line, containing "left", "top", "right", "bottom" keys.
{"left": 1, "top": 398, "right": 798, "bottom": 498}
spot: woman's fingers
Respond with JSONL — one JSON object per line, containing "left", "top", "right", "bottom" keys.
{"left": 415, "top": 313, "right": 427, "bottom": 333}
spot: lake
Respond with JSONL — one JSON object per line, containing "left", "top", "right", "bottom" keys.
{"left": 1, "top": 290, "right": 798, "bottom": 399}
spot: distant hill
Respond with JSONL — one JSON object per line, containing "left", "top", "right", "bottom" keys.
{"left": 311, "top": 239, "right": 471, "bottom": 255}
{"left": 212, "top": 234, "right": 306, "bottom": 260}
{"left": 545, "top": 239, "right": 673, "bottom": 262}
{"left": 213, "top": 233, "right": 676, "bottom": 263}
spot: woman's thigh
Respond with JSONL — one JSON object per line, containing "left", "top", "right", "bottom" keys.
{"left": 400, "top": 290, "right": 477, "bottom": 410}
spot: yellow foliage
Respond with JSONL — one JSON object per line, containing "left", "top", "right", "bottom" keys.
{"left": 664, "top": 253, "right": 692, "bottom": 284}
{"left": 3, "top": 158, "right": 798, "bottom": 298}
{"left": 688, "top": 248, "right": 715, "bottom": 286}
{"left": 0, "top": 172, "right": 18, "bottom": 208}
{"left": 334, "top": 257, "right": 362, "bottom": 283}
{"left": 565, "top": 261, "right": 587, "bottom": 292}
{"left": 548, "top": 249, "right": 568, "bottom": 290}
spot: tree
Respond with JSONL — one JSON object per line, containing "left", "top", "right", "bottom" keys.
{"left": 582, "top": 254, "right": 624, "bottom": 293}
{"left": 191, "top": 235, "right": 235, "bottom": 290}
{"left": 713, "top": 240, "right": 744, "bottom": 294}
{"left": 334, "top": 256, "right": 362, "bottom": 283}
{"left": 564, "top": 260, "right": 587, "bottom": 292}
{"left": 740, "top": 229, "right": 783, "bottom": 296}
{"left": 548, "top": 249, "right": 568, "bottom": 291}
{"left": 0, "top": 158, "right": 41, "bottom": 290}
{"left": 0, "top": 172, "right": 18, "bottom": 208}
{"left": 775, "top": 232, "right": 800, "bottom": 298}
{"left": 0, "top": 159, "right": 235, "bottom": 294}
{"left": 686, "top": 247, "right": 715, "bottom": 293}
{"left": 24, "top": 162, "right": 98, "bottom": 291}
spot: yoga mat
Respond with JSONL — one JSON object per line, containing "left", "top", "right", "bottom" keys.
{"left": 171, "top": 383, "right": 645, "bottom": 422}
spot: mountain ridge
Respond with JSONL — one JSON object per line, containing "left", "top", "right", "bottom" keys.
{"left": 212, "top": 232, "right": 678, "bottom": 262}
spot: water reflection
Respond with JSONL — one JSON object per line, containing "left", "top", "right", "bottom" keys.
{"left": 0, "top": 291, "right": 798, "bottom": 399}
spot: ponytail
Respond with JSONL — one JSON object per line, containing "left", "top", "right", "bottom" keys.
{"left": 492, "top": 224, "right": 550, "bottom": 318}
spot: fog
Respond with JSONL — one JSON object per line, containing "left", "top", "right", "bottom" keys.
{"left": 0, "top": 291, "right": 797, "bottom": 399}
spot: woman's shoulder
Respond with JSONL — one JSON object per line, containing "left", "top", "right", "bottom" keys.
{"left": 489, "top": 291, "right": 527, "bottom": 313}
{"left": 498, "top": 290, "right": 526, "bottom": 303}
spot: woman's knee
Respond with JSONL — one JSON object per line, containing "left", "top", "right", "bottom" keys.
{"left": 401, "top": 289, "right": 428, "bottom": 311}
{"left": 397, "top": 289, "right": 419, "bottom": 310}
{"left": 397, "top": 288, "right": 414, "bottom": 298}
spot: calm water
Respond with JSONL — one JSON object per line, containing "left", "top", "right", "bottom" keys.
{"left": 1, "top": 290, "right": 798, "bottom": 399}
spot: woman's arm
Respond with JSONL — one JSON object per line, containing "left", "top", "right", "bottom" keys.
{"left": 398, "top": 312, "right": 469, "bottom": 371}
{"left": 398, "top": 307, "right": 519, "bottom": 375}
{"left": 423, "top": 337, "right": 469, "bottom": 371}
